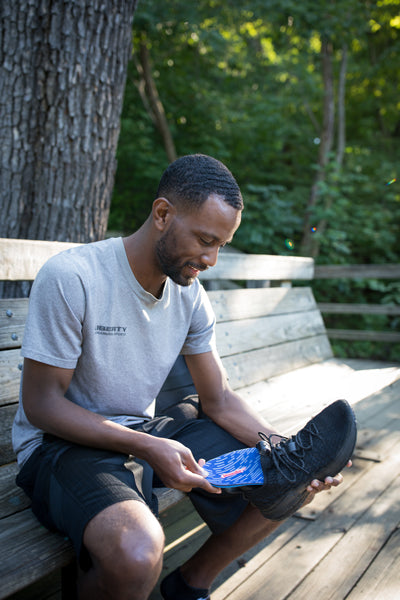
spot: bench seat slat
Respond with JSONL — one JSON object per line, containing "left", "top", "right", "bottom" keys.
{"left": 0, "top": 510, "right": 74, "bottom": 598}
{"left": 0, "top": 462, "right": 30, "bottom": 519}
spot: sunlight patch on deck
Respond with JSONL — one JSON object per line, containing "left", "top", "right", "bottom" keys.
{"left": 164, "top": 522, "right": 207, "bottom": 553}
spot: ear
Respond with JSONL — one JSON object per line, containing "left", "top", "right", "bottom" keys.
{"left": 152, "top": 197, "right": 176, "bottom": 232}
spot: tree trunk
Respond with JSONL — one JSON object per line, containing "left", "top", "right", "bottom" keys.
{"left": 311, "top": 44, "right": 348, "bottom": 255}
{"left": 300, "top": 37, "right": 335, "bottom": 257}
{"left": 336, "top": 44, "right": 347, "bottom": 169}
{"left": 0, "top": 0, "right": 137, "bottom": 244}
{"left": 134, "top": 36, "right": 177, "bottom": 163}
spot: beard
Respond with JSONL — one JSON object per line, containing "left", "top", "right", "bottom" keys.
{"left": 155, "top": 226, "right": 206, "bottom": 286}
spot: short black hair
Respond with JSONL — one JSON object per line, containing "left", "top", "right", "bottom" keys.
{"left": 156, "top": 154, "right": 243, "bottom": 211}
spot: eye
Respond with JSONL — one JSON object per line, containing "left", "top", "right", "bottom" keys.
{"left": 200, "top": 237, "right": 213, "bottom": 246}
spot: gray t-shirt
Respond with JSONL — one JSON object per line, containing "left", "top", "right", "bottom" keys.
{"left": 12, "top": 237, "right": 216, "bottom": 466}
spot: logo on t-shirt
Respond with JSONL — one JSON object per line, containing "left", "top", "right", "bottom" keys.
{"left": 95, "top": 325, "right": 127, "bottom": 336}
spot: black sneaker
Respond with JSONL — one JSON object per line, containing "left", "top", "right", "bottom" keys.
{"left": 240, "top": 399, "right": 357, "bottom": 520}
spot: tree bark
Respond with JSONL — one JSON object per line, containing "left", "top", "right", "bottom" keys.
{"left": 0, "top": 0, "right": 137, "bottom": 244}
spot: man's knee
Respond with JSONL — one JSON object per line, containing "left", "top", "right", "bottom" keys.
{"left": 84, "top": 500, "right": 165, "bottom": 586}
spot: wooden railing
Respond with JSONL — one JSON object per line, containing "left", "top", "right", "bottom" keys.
{"left": 314, "top": 264, "right": 400, "bottom": 343}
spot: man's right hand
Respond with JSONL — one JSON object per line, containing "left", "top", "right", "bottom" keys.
{"left": 139, "top": 436, "right": 221, "bottom": 495}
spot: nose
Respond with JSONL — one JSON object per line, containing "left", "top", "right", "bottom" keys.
{"left": 201, "top": 246, "right": 219, "bottom": 268}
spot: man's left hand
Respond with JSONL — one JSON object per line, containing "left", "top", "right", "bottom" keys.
{"left": 302, "top": 460, "right": 352, "bottom": 506}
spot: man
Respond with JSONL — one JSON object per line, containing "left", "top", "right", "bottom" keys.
{"left": 13, "top": 154, "right": 349, "bottom": 600}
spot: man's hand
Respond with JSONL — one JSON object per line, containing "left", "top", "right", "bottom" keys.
{"left": 141, "top": 437, "right": 221, "bottom": 495}
{"left": 302, "top": 460, "right": 352, "bottom": 507}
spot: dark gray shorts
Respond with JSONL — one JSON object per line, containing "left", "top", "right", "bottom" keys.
{"left": 16, "top": 403, "right": 248, "bottom": 569}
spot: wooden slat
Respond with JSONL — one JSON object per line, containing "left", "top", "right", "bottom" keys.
{"left": 216, "top": 310, "right": 326, "bottom": 358}
{"left": 327, "top": 329, "right": 400, "bottom": 342}
{"left": 161, "top": 506, "right": 210, "bottom": 576}
{"left": 0, "top": 404, "right": 18, "bottom": 466}
{"left": 0, "top": 239, "right": 81, "bottom": 281}
{"left": 199, "top": 253, "right": 314, "bottom": 281}
{"left": 222, "top": 335, "right": 333, "bottom": 390}
{"left": 254, "top": 362, "right": 400, "bottom": 441}
{"left": 318, "top": 302, "right": 400, "bottom": 316}
{"left": 0, "top": 239, "right": 314, "bottom": 282}
{"left": 0, "top": 348, "right": 22, "bottom": 407}
{"left": 154, "top": 488, "right": 185, "bottom": 513}
{"left": 346, "top": 527, "right": 400, "bottom": 599}
{"left": 0, "top": 298, "right": 28, "bottom": 350}
{"left": 0, "top": 510, "right": 74, "bottom": 599}
{"left": 209, "top": 287, "right": 317, "bottom": 322}
{"left": 314, "top": 264, "right": 400, "bottom": 279}
{"left": 288, "top": 475, "right": 400, "bottom": 600}
{"left": 0, "top": 462, "right": 30, "bottom": 519}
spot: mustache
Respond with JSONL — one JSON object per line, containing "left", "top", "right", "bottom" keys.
{"left": 186, "top": 262, "right": 208, "bottom": 272}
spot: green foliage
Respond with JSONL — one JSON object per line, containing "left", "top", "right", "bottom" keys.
{"left": 233, "top": 184, "right": 303, "bottom": 255}
{"left": 109, "top": 0, "right": 400, "bottom": 360}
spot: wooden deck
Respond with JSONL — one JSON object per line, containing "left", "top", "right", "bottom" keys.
{"left": 5, "top": 358, "right": 400, "bottom": 600}
{"left": 152, "top": 358, "right": 400, "bottom": 600}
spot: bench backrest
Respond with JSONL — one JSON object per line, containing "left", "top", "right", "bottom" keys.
{"left": 0, "top": 238, "right": 332, "bottom": 516}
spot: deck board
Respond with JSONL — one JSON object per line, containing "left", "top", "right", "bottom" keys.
{"left": 289, "top": 474, "right": 400, "bottom": 600}
{"left": 346, "top": 527, "right": 400, "bottom": 600}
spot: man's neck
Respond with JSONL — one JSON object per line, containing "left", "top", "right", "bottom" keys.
{"left": 123, "top": 227, "right": 167, "bottom": 298}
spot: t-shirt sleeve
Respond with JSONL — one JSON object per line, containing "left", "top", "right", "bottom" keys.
{"left": 21, "top": 253, "right": 86, "bottom": 369}
{"left": 181, "top": 283, "right": 216, "bottom": 355}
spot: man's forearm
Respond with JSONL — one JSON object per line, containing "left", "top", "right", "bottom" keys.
{"left": 202, "top": 389, "right": 278, "bottom": 447}
{"left": 24, "top": 389, "right": 154, "bottom": 456}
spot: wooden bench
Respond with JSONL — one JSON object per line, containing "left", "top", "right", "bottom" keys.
{"left": 1, "top": 238, "right": 399, "bottom": 600}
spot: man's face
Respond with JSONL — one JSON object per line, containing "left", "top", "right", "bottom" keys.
{"left": 156, "top": 194, "right": 242, "bottom": 286}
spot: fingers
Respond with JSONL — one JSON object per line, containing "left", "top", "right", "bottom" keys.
{"left": 194, "top": 475, "right": 222, "bottom": 495}
{"left": 307, "top": 472, "right": 345, "bottom": 493}
{"left": 169, "top": 453, "right": 221, "bottom": 494}
{"left": 178, "top": 469, "right": 221, "bottom": 494}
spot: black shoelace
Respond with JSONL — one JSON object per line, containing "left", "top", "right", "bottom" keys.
{"left": 257, "top": 423, "right": 322, "bottom": 483}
